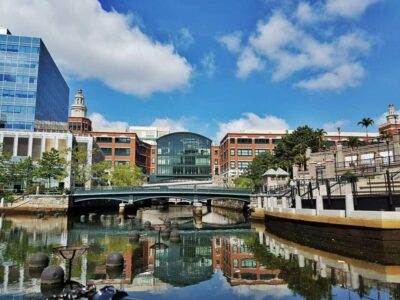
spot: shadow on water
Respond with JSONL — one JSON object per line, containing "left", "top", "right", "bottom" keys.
{"left": 1, "top": 209, "right": 400, "bottom": 299}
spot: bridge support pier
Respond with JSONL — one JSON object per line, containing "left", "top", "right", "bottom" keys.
{"left": 119, "top": 203, "right": 125, "bottom": 215}
{"left": 193, "top": 202, "right": 202, "bottom": 216}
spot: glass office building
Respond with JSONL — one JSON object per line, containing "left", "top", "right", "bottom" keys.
{"left": 0, "top": 29, "right": 69, "bottom": 130}
{"left": 157, "top": 132, "right": 211, "bottom": 179}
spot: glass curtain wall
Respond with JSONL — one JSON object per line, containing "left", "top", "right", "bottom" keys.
{"left": 0, "top": 33, "right": 68, "bottom": 130}
{"left": 157, "top": 132, "right": 211, "bottom": 178}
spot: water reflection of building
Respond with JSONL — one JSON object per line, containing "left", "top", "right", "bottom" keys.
{"left": 253, "top": 223, "right": 400, "bottom": 298}
{"left": 212, "top": 237, "right": 283, "bottom": 286}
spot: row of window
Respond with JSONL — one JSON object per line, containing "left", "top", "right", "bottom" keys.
{"left": 0, "top": 44, "right": 40, "bottom": 54}
{"left": 96, "top": 137, "right": 131, "bottom": 143}
{"left": 100, "top": 147, "right": 131, "bottom": 156}
{"left": 0, "top": 105, "right": 35, "bottom": 114}
{"left": 0, "top": 74, "right": 36, "bottom": 84}
{"left": 232, "top": 259, "right": 257, "bottom": 268}
{"left": 69, "top": 122, "right": 90, "bottom": 131}
{"left": 229, "top": 148, "right": 270, "bottom": 156}
{"left": 230, "top": 161, "right": 251, "bottom": 169}
{"left": 228, "top": 137, "right": 281, "bottom": 144}
{"left": 0, "top": 61, "right": 37, "bottom": 69}
{"left": 1, "top": 89, "right": 36, "bottom": 98}
{"left": 0, "top": 121, "right": 34, "bottom": 130}
{"left": 0, "top": 35, "right": 40, "bottom": 45}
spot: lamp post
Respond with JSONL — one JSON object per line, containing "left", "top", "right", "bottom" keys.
{"left": 337, "top": 127, "right": 341, "bottom": 144}
{"left": 386, "top": 140, "right": 391, "bottom": 168}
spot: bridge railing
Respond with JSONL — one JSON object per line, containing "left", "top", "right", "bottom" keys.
{"left": 73, "top": 186, "right": 252, "bottom": 195}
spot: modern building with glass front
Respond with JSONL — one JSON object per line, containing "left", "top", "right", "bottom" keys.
{"left": 157, "top": 132, "right": 211, "bottom": 179}
{"left": 0, "top": 28, "right": 69, "bottom": 130}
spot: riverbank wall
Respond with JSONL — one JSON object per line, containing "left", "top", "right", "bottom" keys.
{"left": 0, "top": 195, "right": 69, "bottom": 214}
{"left": 211, "top": 199, "right": 246, "bottom": 211}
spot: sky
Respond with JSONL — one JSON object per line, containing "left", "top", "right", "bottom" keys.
{"left": 0, "top": 0, "right": 399, "bottom": 143}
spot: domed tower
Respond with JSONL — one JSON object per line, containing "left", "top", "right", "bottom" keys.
{"left": 68, "top": 89, "right": 92, "bottom": 134}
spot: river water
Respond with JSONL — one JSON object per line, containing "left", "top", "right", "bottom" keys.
{"left": 0, "top": 205, "right": 399, "bottom": 299}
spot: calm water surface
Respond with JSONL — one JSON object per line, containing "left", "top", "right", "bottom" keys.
{"left": 0, "top": 205, "right": 399, "bottom": 299}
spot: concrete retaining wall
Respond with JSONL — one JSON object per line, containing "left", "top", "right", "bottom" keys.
{"left": 211, "top": 199, "right": 245, "bottom": 211}
{"left": 0, "top": 195, "right": 69, "bottom": 214}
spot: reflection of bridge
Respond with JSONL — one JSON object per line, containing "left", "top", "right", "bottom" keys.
{"left": 72, "top": 186, "right": 252, "bottom": 205}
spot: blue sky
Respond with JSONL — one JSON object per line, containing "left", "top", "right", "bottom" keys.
{"left": 0, "top": 0, "right": 399, "bottom": 142}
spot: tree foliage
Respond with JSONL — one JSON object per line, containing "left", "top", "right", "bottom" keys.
{"left": 109, "top": 164, "right": 144, "bottom": 187}
{"left": 358, "top": 117, "right": 374, "bottom": 139}
{"left": 233, "top": 176, "right": 255, "bottom": 191}
{"left": 37, "top": 148, "right": 67, "bottom": 188}
{"left": 70, "top": 146, "right": 109, "bottom": 187}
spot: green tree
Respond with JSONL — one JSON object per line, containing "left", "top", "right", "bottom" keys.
{"left": 357, "top": 117, "right": 374, "bottom": 139}
{"left": 0, "top": 147, "right": 13, "bottom": 189}
{"left": 246, "top": 152, "right": 277, "bottom": 191}
{"left": 233, "top": 176, "right": 255, "bottom": 191}
{"left": 37, "top": 148, "right": 67, "bottom": 189}
{"left": 70, "top": 146, "right": 109, "bottom": 187}
{"left": 13, "top": 157, "right": 36, "bottom": 191}
{"left": 315, "top": 128, "right": 327, "bottom": 151}
{"left": 274, "top": 126, "right": 319, "bottom": 169}
{"left": 109, "top": 164, "right": 144, "bottom": 187}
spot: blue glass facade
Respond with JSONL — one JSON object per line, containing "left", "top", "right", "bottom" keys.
{"left": 0, "top": 32, "right": 68, "bottom": 130}
{"left": 157, "top": 132, "right": 212, "bottom": 178}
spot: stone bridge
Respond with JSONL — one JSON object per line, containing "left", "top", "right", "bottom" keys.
{"left": 71, "top": 186, "right": 252, "bottom": 205}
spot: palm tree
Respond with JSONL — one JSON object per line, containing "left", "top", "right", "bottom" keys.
{"left": 357, "top": 118, "right": 374, "bottom": 140}
{"left": 315, "top": 128, "right": 327, "bottom": 151}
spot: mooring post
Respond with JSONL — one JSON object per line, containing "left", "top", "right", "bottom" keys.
{"left": 345, "top": 184, "right": 354, "bottom": 217}
{"left": 386, "top": 170, "right": 394, "bottom": 211}
{"left": 316, "top": 193, "right": 323, "bottom": 213}
{"left": 295, "top": 195, "right": 302, "bottom": 209}
{"left": 281, "top": 196, "right": 287, "bottom": 208}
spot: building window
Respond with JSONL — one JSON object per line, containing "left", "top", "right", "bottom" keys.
{"left": 230, "top": 161, "right": 235, "bottom": 169}
{"left": 255, "top": 149, "right": 268, "bottom": 156}
{"left": 233, "top": 245, "right": 238, "bottom": 253}
{"left": 230, "top": 148, "right": 235, "bottom": 156}
{"left": 115, "top": 137, "right": 130, "bottom": 143}
{"left": 152, "top": 158, "right": 155, "bottom": 164}
{"left": 238, "top": 149, "right": 252, "bottom": 156}
{"left": 96, "top": 137, "right": 112, "bottom": 143}
{"left": 241, "top": 259, "right": 257, "bottom": 268}
{"left": 214, "top": 158, "right": 218, "bottom": 165}
{"left": 233, "top": 259, "right": 238, "bottom": 268}
{"left": 230, "top": 138, "right": 235, "bottom": 143}
{"left": 214, "top": 149, "right": 218, "bottom": 155}
{"left": 238, "top": 138, "right": 252, "bottom": 144}
{"left": 115, "top": 161, "right": 129, "bottom": 166}
{"left": 100, "top": 148, "right": 112, "bottom": 155}
{"left": 238, "top": 161, "right": 250, "bottom": 169}
{"left": 151, "top": 168, "right": 155, "bottom": 175}
{"left": 255, "top": 138, "right": 269, "bottom": 144}
{"left": 115, "top": 148, "right": 130, "bottom": 156}
{"left": 151, "top": 149, "right": 156, "bottom": 154}
{"left": 272, "top": 138, "right": 281, "bottom": 144}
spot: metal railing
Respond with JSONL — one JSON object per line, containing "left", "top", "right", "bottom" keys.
{"left": 73, "top": 185, "right": 252, "bottom": 195}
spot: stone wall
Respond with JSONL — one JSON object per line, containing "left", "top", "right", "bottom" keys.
{"left": 0, "top": 195, "right": 69, "bottom": 214}
{"left": 211, "top": 199, "right": 245, "bottom": 211}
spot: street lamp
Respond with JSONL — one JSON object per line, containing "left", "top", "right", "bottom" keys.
{"left": 337, "top": 127, "right": 341, "bottom": 144}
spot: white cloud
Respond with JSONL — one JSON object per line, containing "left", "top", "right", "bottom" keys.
{"left": 323, "top": 119, "right": 350, "bottom": 131}
{"left": 235, "top": 11, "right": 371, "bottom": 90}
{"left": 295, "top": 2, "right": 319, "bottom": 24}
{"left": 0, "top": 0, "right": 192, "bottom": 96}
{"left": 89, "top": 113, "right": 129, "bottom": 130}
{"left": 236, "top": 48, "right": 265, "bottom": 78}
{"left": 175, "top": 27, "right": 194, "bottom": 50}
{"left": 150, "top": 117, "right": 189, "bottom": 132}
{"left": 325, "top": 0, "right": 380, "bottom": 18}
{"left": 217, "top": 31, "right": 242, "bottom": 53}
{"left": 215, "top": 112, "right": 289, "bottom": 143}
{"left": 296, "top": 63, "right": 365, "bottom": 90}
{"left": 201, "top": 52, "right": 216, "bottom": 77}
